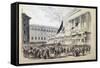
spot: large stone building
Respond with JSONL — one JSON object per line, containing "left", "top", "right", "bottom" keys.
{"left": 29, "top": 24, "right": 58, "bottom": 44}
{"left": 22, "top": 13, "right": 58, "bottom": 45}
{"left": 63, "top": 8, "right": 95, "bottom": 45}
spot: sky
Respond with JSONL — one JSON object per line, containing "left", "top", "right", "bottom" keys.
{"left": 20, "top": 5, "right": 75, "bottom": 28}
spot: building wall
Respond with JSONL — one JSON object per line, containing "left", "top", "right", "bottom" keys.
{"left": 63, "top": 8, "right": 96, "bottom": 45}
{"left": 22, "top": 13, "right": 31, "bottom": 44}
{"left": 29, "top": 24, "right": 58, "bottom": 44}
{"left": 64, "top": 8, "right": 95, "bottom": 35}
{"left": 44, "top": 8, "right": 96, "bottom": 46}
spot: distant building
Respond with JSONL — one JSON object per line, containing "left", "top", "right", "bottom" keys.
{"left": 22, "top": 13, "right": 31, "bottom": 44}
{"left": 29, "top": 24, "right": 58, "bottom": 44}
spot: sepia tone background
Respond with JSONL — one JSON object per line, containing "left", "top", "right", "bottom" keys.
{"left": 19, "top": 4, "right": 96, "bottom": 64}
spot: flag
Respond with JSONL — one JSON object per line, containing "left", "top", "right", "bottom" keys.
{"left": 57, "top": 21, "right": 63, "bottom": 34}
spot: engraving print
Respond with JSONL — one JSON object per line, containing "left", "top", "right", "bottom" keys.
{"left": 19, "top": 4, "right": 96, "bottom": 64}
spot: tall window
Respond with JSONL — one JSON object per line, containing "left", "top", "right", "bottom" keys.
{"left": 41, "top": 37, "right": 43, "bottom": 40}
{"left": 35, "top": 37, "right": 37, "bottom": 40}
{"left": 38, "top": 37, "right": 40, "bottom": 40}
{"left": 31, "top": 37, "right": 34, "bottom": 40}
{"left": 44, "top": 37, "right": 46, "bottom": 40}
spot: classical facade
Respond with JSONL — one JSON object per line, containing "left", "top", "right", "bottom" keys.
{"left": 29, "top": 24, "right": 58, "bottom": 44}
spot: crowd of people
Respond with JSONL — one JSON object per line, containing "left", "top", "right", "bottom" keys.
{"left": 23, "top": 43, "right": 91, "bottom": 59}
{"left": 23, "top": 43, "right": 67, "bottom": 59}
{"left": 67, "top": 45, "right": 91, "bottom": 56}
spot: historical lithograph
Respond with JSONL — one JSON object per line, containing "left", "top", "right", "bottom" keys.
{"left": 18, "top": 3, "right": 97, "bottom": 64}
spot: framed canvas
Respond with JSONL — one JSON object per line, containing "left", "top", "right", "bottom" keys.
{"left": 11, "top": 2, "right": 97, "bottom": 66}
